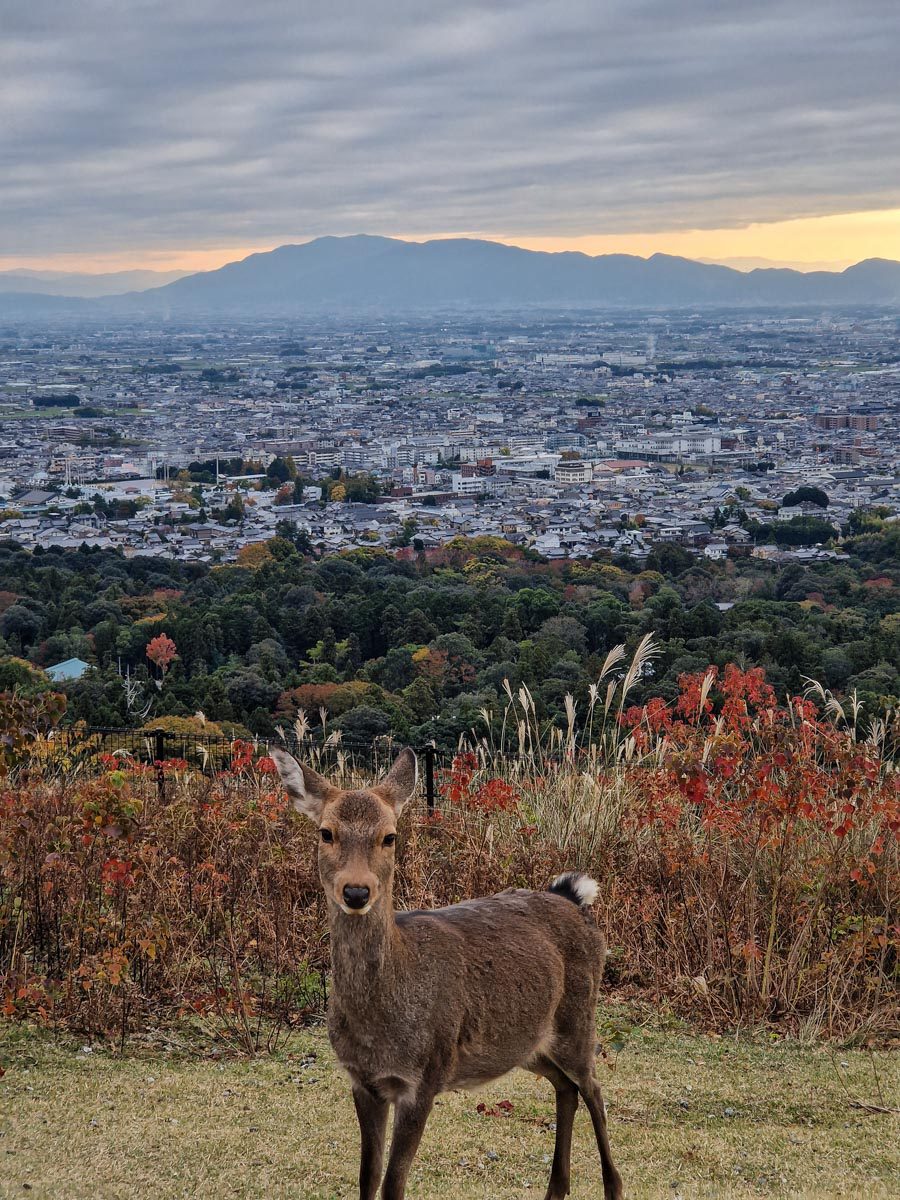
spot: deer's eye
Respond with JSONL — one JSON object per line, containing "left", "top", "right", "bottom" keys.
{"left": 383, "top": 833, "right": 397, "bottom": 848}
{"left": 319, "top": 828, "right": 334, "bottom": 844}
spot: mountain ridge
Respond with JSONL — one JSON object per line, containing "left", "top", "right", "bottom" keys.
{"left": 2, "top": 237, "right": 899, "bottom": 316}
{"left": 0, "top": 267, "right": 187, "bottom": 298}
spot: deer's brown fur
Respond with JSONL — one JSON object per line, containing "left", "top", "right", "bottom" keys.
{"left": 271, "top": 746, "right": 623, "bottom": 1200}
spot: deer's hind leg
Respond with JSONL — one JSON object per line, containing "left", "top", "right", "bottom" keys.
{"left": 545, "top": 1047, "right": 623, "bottom": 1200}
{"left": 578, "top": 1073, "right": 623, "bottom": 1200}
{"left": 531, "top": 1055, "right": 579, "bottom": 1200}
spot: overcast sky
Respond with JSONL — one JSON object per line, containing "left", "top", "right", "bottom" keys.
{"left": 4, "top": 0, "right": 900, "bottom": 267}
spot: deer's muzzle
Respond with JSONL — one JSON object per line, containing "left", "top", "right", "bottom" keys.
{"left": 342, "top": 885, "right": 372, "bottom": 912}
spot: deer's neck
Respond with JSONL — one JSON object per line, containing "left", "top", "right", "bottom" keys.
{"left": 329, "top": 894, "right": 403, "bottom": 1001}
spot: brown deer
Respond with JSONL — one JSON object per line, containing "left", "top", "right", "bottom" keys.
{"left": 271, "top": 746, "right": 623, "bottom": 1200}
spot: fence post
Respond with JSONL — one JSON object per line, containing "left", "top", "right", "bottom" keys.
{"left": 424, "top": 744, "right": 436, "bottom": 815}
{"left": 154, "top": 730, "right": 166, "bottom": 802}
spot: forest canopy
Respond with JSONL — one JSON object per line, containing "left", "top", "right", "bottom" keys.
{"left": 0, "top": 521, "right": 897, "bottom": 746}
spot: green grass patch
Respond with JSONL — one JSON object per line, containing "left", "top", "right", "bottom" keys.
{"left": 0, "top": 406, "right": 76, "bottom": 420}
{"left": 1, "top": 1021, "right": 896, "bottom": 1198}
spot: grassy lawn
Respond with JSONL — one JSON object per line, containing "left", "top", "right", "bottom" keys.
{"left": 0, "top": 1019, "right": 897, "bottom": 1199}
{"left": 0, "top": 407, "right": 76, "bottom": 420}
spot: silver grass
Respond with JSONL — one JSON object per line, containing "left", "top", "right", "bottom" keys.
{"left": 696, "top": 669, "right": 716, "bottom": 722}
{"left": 598, "top": 643, "right": 627, "bottom": 682}
{"left": 619, "top": 633, "right": 658, "bottom": 707}
{"left": 564, "top": 693, "right": 577, "bottom": 751}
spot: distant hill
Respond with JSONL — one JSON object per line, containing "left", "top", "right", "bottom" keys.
{"left": 0, "top": 267, "right": 187, "bottom": 298}
{"left": 0, "top": 291, "right": 88, "bottom": 316}
{"left": 1, "top": 237, "right": 899, "bottom": 316}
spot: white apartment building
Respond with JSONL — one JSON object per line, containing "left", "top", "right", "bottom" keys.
{"left": 305, "top": 447, "right": 341, "bottom": 470}
{"left": 451, "top": 472, "right": 496, "bottom": 496}
{"left": 341, "top": 445, "right": 368, "bottom": 470}
{"left": 615, "top": 430, "right": 722, "bottom": 459}
{"left": 554, "top": 459, "right": 593, "bottom": 484}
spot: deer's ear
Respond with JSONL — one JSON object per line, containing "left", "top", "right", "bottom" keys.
{"left": 270, "top": 749, "right": 334, "bottom": 823}
{"left": 377, "top": 747, "right": 418, "bottom": 817}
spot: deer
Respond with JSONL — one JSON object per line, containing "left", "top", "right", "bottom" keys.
{"left": 270, "top": 745, "right": 623, "bottom": 1200}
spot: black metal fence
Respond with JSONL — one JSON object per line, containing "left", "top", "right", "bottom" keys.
{"left": 50, "top": 726, "right": 619, "bottom": 813}
{"left": 53, "top": 726, "right": 443, "bottom": 811}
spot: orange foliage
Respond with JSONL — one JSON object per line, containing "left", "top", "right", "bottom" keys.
{"left": 146, "top": 633, "right": 177, "bottom": 672}
{"left": 236, "top": 541, "right": 275, "bottom": 569}
{"left": 277, "top": 680, "right": 375, "bottom": 719}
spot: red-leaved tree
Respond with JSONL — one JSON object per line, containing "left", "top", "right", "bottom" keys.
{"left": 146, "top": 633, "right": 177, "bottom": 690}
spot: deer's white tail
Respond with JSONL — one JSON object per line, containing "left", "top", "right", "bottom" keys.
{"left": 548, "top": 872, "right": 599, "bottom": 909}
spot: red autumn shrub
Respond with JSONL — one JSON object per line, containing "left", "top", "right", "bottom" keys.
{"left": 0, "top": 763, "right": 324, "bottom": 1045}
{"left": 0, "top": 667, "right": 897, "bottom": 1043}
{"left": 612, "top": 666, "right": 898, "bottom": 1032}
{"left": 472, "top": 778, "right": 518, "bottom": 813}
{"left": 439, "top": 751, "right": 479, "bottom": 804}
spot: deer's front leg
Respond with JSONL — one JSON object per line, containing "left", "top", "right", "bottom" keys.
{"left": 379, "top": 1089, "right": 436, "bottom": 1200}
{"left": 352, "top": 1083, "right": 389, "bottom": 1200}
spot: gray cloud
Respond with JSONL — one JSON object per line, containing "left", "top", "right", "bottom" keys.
{"left": 3, "top": 0, "right": 900, "bottom": 257}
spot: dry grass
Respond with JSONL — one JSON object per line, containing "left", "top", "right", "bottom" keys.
{"left": 1, "top": 1018, "right": 897, "bottom": 1199}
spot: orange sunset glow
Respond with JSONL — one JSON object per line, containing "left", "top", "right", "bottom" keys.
{"left": 3, "top": 209, "right": 899, "bottom": 276}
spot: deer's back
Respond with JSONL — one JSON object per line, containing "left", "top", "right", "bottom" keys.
{"left": 396, "top": 888, "right": 604, "bottom": 978}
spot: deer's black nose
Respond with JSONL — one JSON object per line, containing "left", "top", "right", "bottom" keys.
{"left": 343, "top": 885, "right": 371, "bottom": 910}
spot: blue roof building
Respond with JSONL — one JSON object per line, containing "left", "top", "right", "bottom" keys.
{"left": 45, "top": 658, "right": 90, "bottom": 683}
